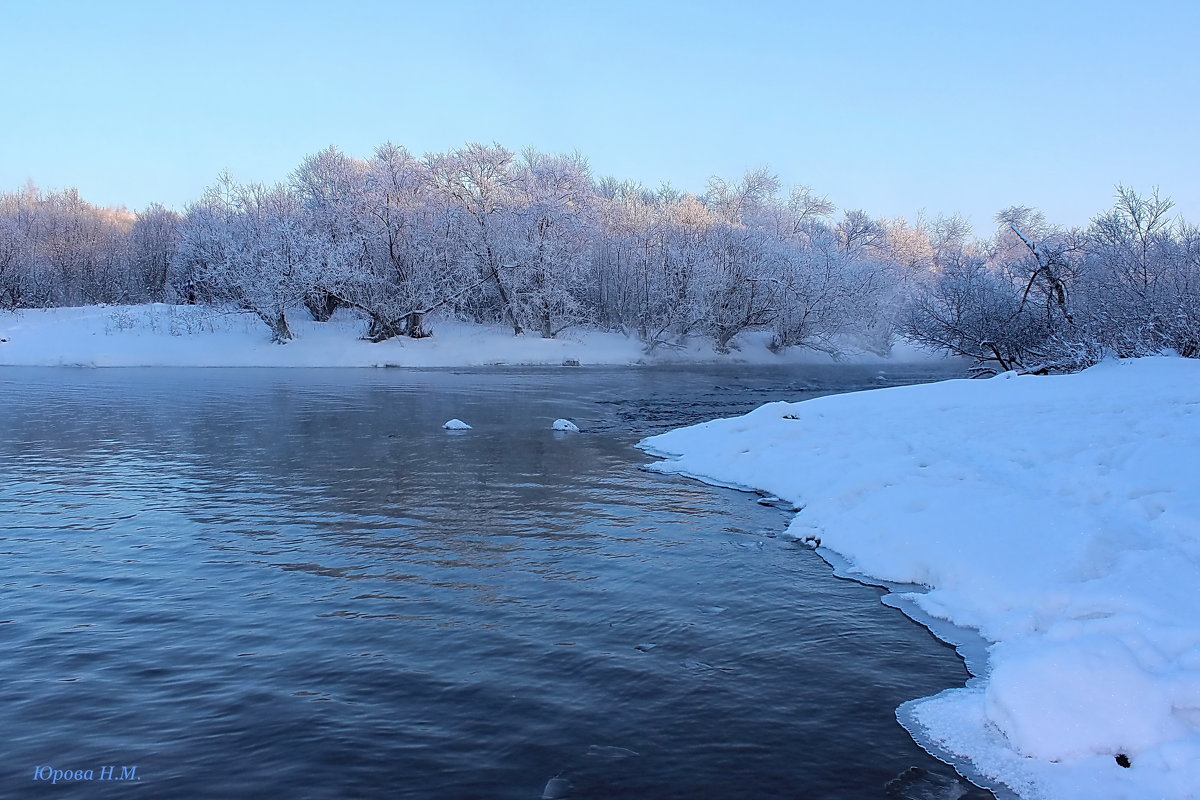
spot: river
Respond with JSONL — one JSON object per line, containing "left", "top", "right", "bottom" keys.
{"left": 0, "top": 364, "right": 989, "bottom": 799}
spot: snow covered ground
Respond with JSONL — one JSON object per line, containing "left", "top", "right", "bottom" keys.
{"left": 0, "top": 304, "right": 937, "bottom": 367}
{"left": 640, "top": 357, "right": 1200, "bottom": 800}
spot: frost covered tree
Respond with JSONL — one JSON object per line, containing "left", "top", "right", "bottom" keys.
{"left": 176, "top": 175, "right": 321, "bottom": 342}
{"left": 6, "top": 144, "right": 1195, "bottom": 370}
{"left": 1082, "top": 187, "right": 1199, "bottom": 357}
{"left": 927, "top": 213, "right": 976, "bottom": 270}
{"left": 508, "top": 150, "right": 595, "bottom": 337}
{"left": 291, "top": 146, "right": 371, "bottom": 323}
{"left": 589, "top": 178, "right": 662, "bottom": 333}
{"left": 787, "top": 185, "right": 836, "bottom": 234}
{"left": 130, "top": 204, "right": 181, "bottom": 302}
{"left": 836, "top": 209, "right": 886, "bottom": 256}
{"left": 0, "top": 190, "right": 39, "bottom": 309}
{"left": 292, "top": 142, "right": 450, "bottom": 341}
{"left": 769, "top": 230, "right": 892, "bottom": 355}
{"left": 642, "top": 192, "right": 716, "bottom": 348}
{"left": 902, "top": 255, "right": 1044, "bottom": 372}
{"left": 427, "top": 143, "right": 525, "bottom": 334}
{"left": 880, "top": 216, "right": 935, "bottom": 274}
{"left": 0, "top": 184, "right": 141, "bottom": 308}
{"left": 41, "top": 189, "right": 136, "bottom": 305}
{"left": 341, "top": 142, "right": 488, "bottom": 341}
{"left": 902, "top": 206, "right": 1085, "bottom": 374}
{"left": 698, "top": 226, "right": 779, "bottom": 352}
{"left": 705, "top": 167, "right": 780, "bottom": 227}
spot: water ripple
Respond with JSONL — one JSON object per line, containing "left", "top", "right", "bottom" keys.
{"left": 0, "top": 364, "right": 986, "bottom": 799}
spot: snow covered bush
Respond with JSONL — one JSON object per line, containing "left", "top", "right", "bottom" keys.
{"left": 105, "top": 307, "right": 138, "bottom": 332}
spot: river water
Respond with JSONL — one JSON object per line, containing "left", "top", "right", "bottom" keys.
{"left": 0, "top": 364, "right": 988, "bottom": 799}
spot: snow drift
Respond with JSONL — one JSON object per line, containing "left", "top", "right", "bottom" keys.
{"left": 0, "top": 304, "right": 942, "bottom": 368}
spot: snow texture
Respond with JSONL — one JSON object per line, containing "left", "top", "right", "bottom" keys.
{"left": 640, "top": 357, "right": 1200, "bottom": 800}
{"left": 552, "top": 418, "right": 580, "bottom": 432}
{"left": 0, "top": 304, "right": 944, "bottom": 368}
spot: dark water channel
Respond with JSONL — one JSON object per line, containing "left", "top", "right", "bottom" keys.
{"left": 0, "top": 364, "right": 988, "bottom": 799}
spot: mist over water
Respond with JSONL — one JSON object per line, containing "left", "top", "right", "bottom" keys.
{"left": 0, "top": 364, "right": 989, "bottom": 799}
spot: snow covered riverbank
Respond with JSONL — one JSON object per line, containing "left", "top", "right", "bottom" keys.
{"left": 0, "top": 304, "right": 938, "bottom": 368}
{"left": 640, "top": 357, "right": 1200, "bottom": 800}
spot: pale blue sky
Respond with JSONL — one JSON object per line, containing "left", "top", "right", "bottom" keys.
{"left": 2, "top": 0, "right": 1196, "bottom": 232}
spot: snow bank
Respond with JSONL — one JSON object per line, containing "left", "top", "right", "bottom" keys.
{"left": 0, "top": 304, "right": 946, "bottom": 368}
{"left": 640, "top": 357, "right": 1200, "bottom": 799}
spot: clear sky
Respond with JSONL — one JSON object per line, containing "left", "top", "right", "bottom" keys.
{"left": 2, "top": 0, "right": 1196, "bottom": 232}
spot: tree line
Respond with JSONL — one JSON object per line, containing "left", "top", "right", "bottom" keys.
{"left": 1, "top": 143, "right": 1196, "bottom": 373}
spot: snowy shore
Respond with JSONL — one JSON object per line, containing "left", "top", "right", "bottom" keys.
{"left": 0, "top": 304, "right": 936, "bottom": 368}
{"left": 640, "top": 357, "right": 1200, "bottom": 800}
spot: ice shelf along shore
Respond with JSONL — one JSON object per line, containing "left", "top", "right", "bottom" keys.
{"left": 640, "top": 357, "right": 1200, "bottom": 800}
